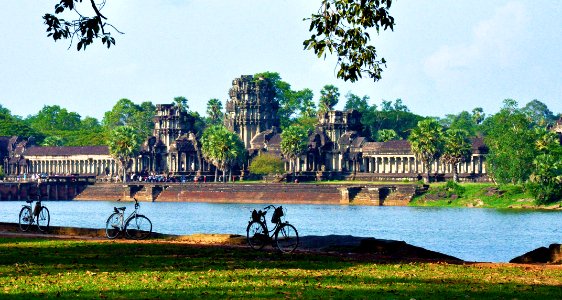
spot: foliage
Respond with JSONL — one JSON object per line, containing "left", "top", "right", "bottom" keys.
{"left": 527, "top": 130, "right": 562, "bottom": 204}
{"left": 280, "top": 125, "right": 309, "bottom": 174}
{"left": 206, "top": 98, "right": 223, "bottom": 125}
{"left": 254, "top": 72, "right": 314, "bottom": 128}
{"left": 26, "top": 105, "right": 82, "bottom": 132}
{"left": 439, "top": 111, "right": 479, "bottom": 136}
{"left": 376, "top": 129, "right": 399, "bottom": 142}
{"left": 344, "top": 92, "right": 370, "bottom": 113}
{"left": 249, "top": 153, "right": 285, "bottom": 176}
{"left": 482, "top": 99, "right": 539, "bottom": 184}
{"left": 43, "top": 0, "right": 121, "bottom": 50}
{"left": 0, "top": 166, "right": 4, "bottom": 179}
{"left": 361, "top": 99, "right": 423, "bottom": 140}
{"left": 201, "top": 125, "right": 246, "bottom": 182}
{"left": 521, "top": 99, "right": 557, "bottom": 127}
{"left": 2, "top": 238, "right": 562, "bottom": 299}
{"left": 102, "top": 99, "right": 155, "bottom": 139}
{"left": 442, "top": 129, "right": 472, "bottom": 182}
{"left": 41, "top": 136, "right": 65, "bottom": 147}
{"left": 411, "top": 183, "right": 537, "bottom": 208}
{"left": 305, "top": 0, "right": 395, "bottom": 82}
{"left": 318, "top": 84, "right": 340, "bottom": 113}
{"left": 0, "top": 105, "right": 38, "bottom": 138}
{"left": 107, "top": 126, "right": 142, "bottom": 182}
{"left": 409, "top": 119, "right": 444, "bottom": 183}
{"left": 173, "top": 96, "right": 189, "bottom": 112}
{"left": 471, "top": 107, "right": 485, "bottom": 125}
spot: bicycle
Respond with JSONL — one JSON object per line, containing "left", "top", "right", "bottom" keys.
{"left": 246, "top": 205, "right": 299, "bottom": 253}
{"left": 18, "top": 199, "right": 50, "bottom": 232}
{"left": 105, "top": 198, "right": 152, "bottom": 239}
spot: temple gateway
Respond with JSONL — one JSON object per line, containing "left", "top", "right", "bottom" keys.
{"left": 2, "top": 75, "right": 489, "bottom": 182}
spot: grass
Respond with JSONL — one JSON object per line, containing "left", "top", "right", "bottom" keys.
{"left": 409, "top": 182, "right": 558, "bottom": 209}
{"left": 1, "top": 238, "right": 562, "bottom": 299}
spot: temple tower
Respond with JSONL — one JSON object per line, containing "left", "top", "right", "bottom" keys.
{"left": 153, "top": 104, "right": 189, "bottom": 149}
{"left": 224, "top": 75, "right": 279, "bottom": 149}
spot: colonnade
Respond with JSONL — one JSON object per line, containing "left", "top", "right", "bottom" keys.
{"left": 362, "top": 155, "right": 486, "bottom": 174}
{"left": 26, "top": 158, "right": 117, "bottom": 176}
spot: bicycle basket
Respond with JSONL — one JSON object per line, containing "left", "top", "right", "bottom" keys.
{"left": 251, "top": 209, "right": 261, "bottom": 222}
{"left": 271, "top": 206, "right": 284, "bottom": 223}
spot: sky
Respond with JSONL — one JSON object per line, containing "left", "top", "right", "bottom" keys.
{"left": 0, "top": 0, "right": 561, "bottom": 121}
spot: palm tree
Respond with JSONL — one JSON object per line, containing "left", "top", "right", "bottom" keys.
{"left": 107, "top": 126, "right": 142, "bottom": 182}
{"left": 318, "top": 84, "right": 340, "bottom": 113}
{"left": 206, "top": 98, "right": 223, "bottom": 125}
{"left": 409, "top": 119, "right": 444, "bottom": 183}
{"left": 441, "top": 129, "right": 472, "bottom": 182}
{"left": 173, "top": 96, "right": 189, "bottom": 112}
{"left": 280, "top": 125, "right": 308, "bottom": 176}
{"left": 200, "top": 125, "right": 246, "bottom": 182}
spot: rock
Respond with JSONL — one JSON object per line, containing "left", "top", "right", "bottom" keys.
{"left": 474, "top": 199, "right": 484, "bottom": 207}
{"left": 450, "top": 194, "right": 458, "bottom": 200}
{"left": 510, "top": 244, "right": 562, "bottom": 263}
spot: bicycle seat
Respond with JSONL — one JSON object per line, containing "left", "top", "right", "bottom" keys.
{"left": 114, "top": 207, "right": 126, "bottom": 213}
{"left": 25, "top": 200, "right": 33, "bottom": 204}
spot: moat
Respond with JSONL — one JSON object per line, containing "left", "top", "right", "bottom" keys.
{"left": 1, "top": 200, "right": 560, "bottom": 263}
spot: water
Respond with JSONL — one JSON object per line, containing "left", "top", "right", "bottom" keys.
{"left": 1, "top": 200, "right": 561, "bottom": 263}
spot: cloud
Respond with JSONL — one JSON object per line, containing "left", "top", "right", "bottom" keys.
{"left": 423, "top": 1, "right": 529, "bottom": 83}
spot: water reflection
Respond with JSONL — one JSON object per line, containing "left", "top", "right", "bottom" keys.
{"left": 0, "top": 200, "right": 560, "bottom": 262}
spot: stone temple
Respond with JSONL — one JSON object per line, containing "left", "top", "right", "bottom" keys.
{"left": 2, "top": 75, "right": 491, "bottom": 182}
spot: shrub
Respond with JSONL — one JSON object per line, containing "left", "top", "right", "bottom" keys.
{"left": 249, "top": 153, "right": 285, "bottom": 176}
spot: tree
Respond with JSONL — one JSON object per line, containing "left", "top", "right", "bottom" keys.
{"left": 102, "top": 99, "right": 155, "bottom": 138}
{"left": 482, "top": 99, "right": 539, "bottom": 184}
{"left": 173, "top": 96, "right": 189, "bottom": 113}
{"left": 409, "top": 119, "right": 444, "bottom": 183}
{"left": 254, "top": 71, "right": 300, "bottom": 128}
{"left": 206, "top": 98, "right": 223, "bottom": 125}
{"left": 471, "top": 107, "right": 485, "bottom": 125}
{"left": 344, "top": 92, "right": 370, "bottom": 113}
{"left": 528, "top": 130, "right": 562, "bottom": 204}
{"left": 522, "top": 99, "right": 556, "bottom": 127}
{"left": 107, "top": 126, "right": 142, "bottom": 182}
{"left": 26, "top": 105, "right": 81, "bottom": 132}
{"left": 45, "top": 1, "right": 395, "bottom": 83}
{"left": 249, "top": 153, "right": 285, "bottom": 178}
{"left": 43, "top": 0, "right": 121, "bottom": 50}
{"left": 42, "top": 136, "right": 65, "bottom": 147}
{"left": 305, "top": 0, "right": 394, "bottom": 82}
{"left": 377, "top": 129, "right": 399, "bottom": 142}
{"left": 0, "top": 105, "right": 38, "bottom": 138}
{"left": 0, "top": 165, "right": 4, "bottom": 180}
{"left": 441, "top": 129, "right": 472, "bottom": 182}
{"left": 200, "top": 125, "right": 246, "bottom": 182}
{"left": 318, "top": 84, "right": 340, "bottom": 113}
{"left": 280, "top": 125, "right": 308, "bottom": 176}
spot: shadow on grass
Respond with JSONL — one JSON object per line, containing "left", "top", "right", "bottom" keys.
{"left": 1, "top": 238, "right": 561, "bottom": 299}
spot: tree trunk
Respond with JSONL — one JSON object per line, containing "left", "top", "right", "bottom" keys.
{"left": 453, "top": 164, "right": 459, "bottom": 183}
{"left": 424, "top": 162, "right": 431, "bottom": 184}
{"left": 222, "top": 168, "right": 226, "bottom": 183}
{"left": 214, "top": 167, "right": 218, "bottom": 182}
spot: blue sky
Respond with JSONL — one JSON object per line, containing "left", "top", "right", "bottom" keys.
{"left": 1, "top": 1, "right": 560, "bottom": 120}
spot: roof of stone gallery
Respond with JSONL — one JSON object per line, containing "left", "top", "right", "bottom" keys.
{"left": 363, "top": 140, "right": 412, "bottom": 155}
{"left": 24, "top": 146, "right": 110, "bottom": 156}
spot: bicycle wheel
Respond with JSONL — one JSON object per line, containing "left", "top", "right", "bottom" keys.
{"left": 275, "top": 223, "right": 299, "bottom": 253}
{"left": 37, "top": 206, "right": 50, "bottom": 232}
{"left": 18, "top": 206, "right": 32, "bottom": 232}
{"left": 246, "top": 221, "right": 268, "bottom": 250}
{"left": 105, "top": 212, "right": 121, "bottom": 239}
{"left": 125, "top": 215, "right": 152, "bottom": 240}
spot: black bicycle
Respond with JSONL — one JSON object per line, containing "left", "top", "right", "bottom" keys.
{"left": 105, "top": 198, "right": 152, "bottom": 239}
{"left": 246, "top": 205, "right": 299, "bottom": 253}
{"left": 18, "top": 200, "right": 50, "bottom": 232}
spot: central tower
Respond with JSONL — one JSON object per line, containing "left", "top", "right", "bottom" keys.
{"left": 224, "top": 75, "right": 279, "bottom": 149}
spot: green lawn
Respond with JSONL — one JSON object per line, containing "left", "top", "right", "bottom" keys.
{"left": 1, "top": 238, "right": 561, "bottom": 299}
